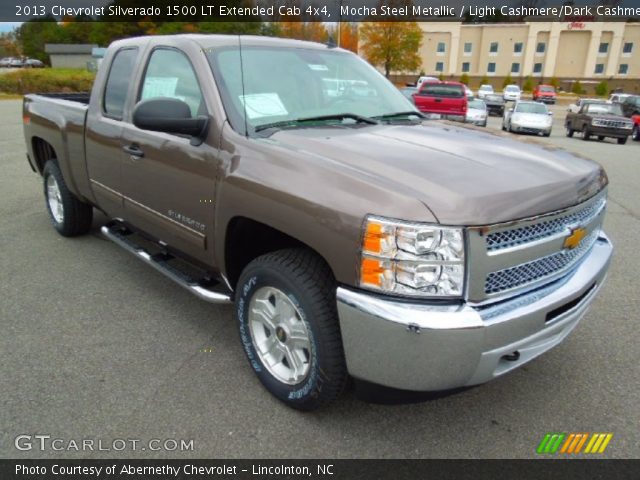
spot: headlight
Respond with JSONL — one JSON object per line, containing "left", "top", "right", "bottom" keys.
{"left": 359, "top": 216, "right": 465, "bottom": 298}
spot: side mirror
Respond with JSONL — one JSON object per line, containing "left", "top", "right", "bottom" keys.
{"left": 548, "top": 111, "right": 553, "bottom": 116}
{"left": 509, "top": 108, "right": 514, "bottom": 112}
{"left": 133, "top": 98, "right": 208, "bottom": 145}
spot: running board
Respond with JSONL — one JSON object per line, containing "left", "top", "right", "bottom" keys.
{"left": 101, "top": 224, "right": 232, "bottom": 304}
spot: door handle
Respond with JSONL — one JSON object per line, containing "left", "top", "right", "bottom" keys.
{"left": 122, "top": 144, "right": 144, "bottom": 158}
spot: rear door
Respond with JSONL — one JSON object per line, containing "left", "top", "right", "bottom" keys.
{"left": 415, "top": 83, "right": 466, "bottom": 115}
{"left": 119, "top": 45, "right": 219, "bottom": 265}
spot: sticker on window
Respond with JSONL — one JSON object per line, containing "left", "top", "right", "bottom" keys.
{"left": 142, "top": 77, "right": 178, "bottom": 100}
{"left": 239, "top": 93, "right": 288, "bottom": 119}
{"left": 308, "top": 64, "right": 329, "bottom": 71}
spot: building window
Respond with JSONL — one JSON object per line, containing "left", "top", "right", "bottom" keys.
{"left": 435, "top": 61, "right": 444, "bottom": 72}
{"left": 623, "top": 42, "right": 633, "bottom": 54}
{"left": 536, "top": 42, "right": 545, "bottom": 54}
{"left": 437, "top": 42, "right": 446, "bottom": 54}
{"left": 487, "top": 62, "right": 496, "bottom": 74}
{"left": 489, "top": 42, "right": 499, "bottom": 54}
{"left": 511, "top": 63, "right": 520, "bottom": 74}
{"left": 461, "top": 62, "right": 470, "bottom": 73}
{"left": 619, "top": 64, "right": 629, "bottom": 75}
{"left": 594, "top": 63, "right": 605, "bottom": 74}
{"left": 514, "top": 42, "right": 523, "bottom": 55}
{"left": 463, "top": 42, "right": 472, "bottom": 55}
{"left": 598, "top": 42, "right": 609, "bottom": 54}
{"left": 533, "top": 63, "right": 543, "bottom": 74}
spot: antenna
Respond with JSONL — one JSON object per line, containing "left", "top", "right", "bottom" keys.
{"left": 238, "top": 35, "right": 249, "bottom": 138}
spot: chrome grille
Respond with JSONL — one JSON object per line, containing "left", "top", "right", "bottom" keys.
{"left": 486, "top": 197, "right": 605, "bottom": 251}
{"left": 592, "top": 119, "right": 632, "bottom": 129}
{"left": 485, "top": 230, "right": 599, "bottom": 295}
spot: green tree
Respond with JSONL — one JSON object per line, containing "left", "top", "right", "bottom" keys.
{"left": 522, "top": 75, "right": 534, "bottom": 92}
{"left": 549, "top": 77, "right": 560, "bottom": 89}
{"left": 459, "top": 73, "right": 470, "bottom": 85}
{"left": 502, "top": 74, "right": 513, "bottom": 88}
{"left": 571, "top": 80, "right": 585, "bottom": 94}
{"left": 595, "top": 80, "right": 609, "bottom": 97}
{"left": 479, "top": 75, "right": 489, "bottom": 85}
{"left": 359, "top": 21, "right": 423, "bottom": 77}
{"left": 16, "top": 17, "right": 65, "bottom": 62}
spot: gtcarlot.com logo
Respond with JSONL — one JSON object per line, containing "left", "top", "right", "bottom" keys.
{"left": 14, "top": 434, "right": 194, "bottom": 452}
{"left": 536, "top": 432, "right": 613, "bottom": 455}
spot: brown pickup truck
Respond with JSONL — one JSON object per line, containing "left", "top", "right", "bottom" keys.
{"left": 565, "top": 101, "right": 633, "bottom": 144}
{"left": 23, "top": 35, "right": 613, "bottom": 410}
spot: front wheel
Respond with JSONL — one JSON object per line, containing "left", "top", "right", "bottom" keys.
{"left": 566, "top": 125, "right": 574, "bottom": 137}
{"left": 598, "top": 136, "right": 605, "bottom": 141}
{"left": 43, "top": 161, "right": 93, "bottom": 237}
{"left": 617, "top": 137, "right": 627, "bottom": 145}
{"left": 236, "top": 248, "right": 348, "bottom": 410}
{"left": 632, "top": 125, "right": 639, "bottom": 141}
{"left": 582, "top": 125, "right": 591, "bottom": 141}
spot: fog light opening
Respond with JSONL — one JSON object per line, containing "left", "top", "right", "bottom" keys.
{"left": 502, "top": 351, "right": 520, "bottom": 362}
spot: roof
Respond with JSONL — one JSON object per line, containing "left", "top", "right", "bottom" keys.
{"left": 45, "top": 44, "right": 98, "bottom": 54}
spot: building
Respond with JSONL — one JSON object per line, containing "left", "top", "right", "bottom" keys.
{"left": 45, "top": 44, "right": 98, "bottom": 69}
{"left": 413, "top": 22, "right": 640, "bottom": 91}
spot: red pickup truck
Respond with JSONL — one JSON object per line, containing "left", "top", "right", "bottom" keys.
{"left": 533, "top": 84, "right": 557, "bottom": 104}
{"left": 412, "top": 81, "right": 467, "bottom": 119}
{"left": 633, "top": 115, "right": 640, "bottom": 141}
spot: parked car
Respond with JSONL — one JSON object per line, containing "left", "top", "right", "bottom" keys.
{"left": 608, "top": 93, "right": 631, "bottom": 104}
{"left": 533, "top": 84, "right": 557, "bottom": 104}
{"left": 484, "top": 93, "right": 505, "bottom": 116}
{"left": 24, "top": 58, "right": 45, "bottom": 68}
{"left": 465, "top": 98, "right": 487, "bottom": 126}
{"left": 503, "top": 85, "right": 522, "bottom": 102}
{"left": 565, "top": 101, "right": 633, "bottom": 144}
{"left": 464, "top": 85, "right": 474, "bottom": 99}
{"left": 0, "top": 57, "right": 13, "bottom": 68}
{"left": 502, "top": 101, "right": 552, "bottom": 136}
{"left": 8, "top": 58, "right": 24, "bottom": 68}
{"left": 413, "top": 81, "right": 468, "bottom": 119}
{"left": 399, "top": 86, "right": 418, "bottom": 104}
{"left": 23, "top": 34, "right": 613, "bottom": 410}
{"left": 567, "top": 98, "right": 602, "bottom": 114}
{"left": 415, "top": 75, "right": 439, "bottom": 90}
{"left": 618, "top": 95, "right": 640, "bottom": 118}
{"left": 477, "top": 84, "right": 494, "bottom": 99}
{"left": 632, "top": 115, "right": 640, "bottom": 141}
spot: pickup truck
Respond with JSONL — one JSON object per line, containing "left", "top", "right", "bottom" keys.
{"left": 632, "top": 115, "right": 640, "bottom": 141}
{"left": 24, "top": 35, "right": 612, "bottom": 411}
{"left": 564, "top": 101, "right": 633, "bottom": 144}
{"left": 412, "top": 81, "right": 467, "bottom": 119}
{"left": 532, "top": 84, "right": 557, "bottom": 104}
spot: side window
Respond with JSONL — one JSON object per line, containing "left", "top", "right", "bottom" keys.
{"left": 140, "top": 49, "right": 204, "bottom": 118}
{"left": 104, "top": 48, "right": 138, "bottom": 119}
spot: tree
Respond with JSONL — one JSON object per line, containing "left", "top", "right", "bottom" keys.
{"left": 549, "top": 77, "right": 560, "bottom": 89}
{"left": 479, "top": 75, "right": 489, "bottom": 85}
{"left": 595, "top": 80, "right": 608, "bottom": 97}
{"left": 459, "top": 73, "right": 470, "bottom": 85}
{"left": 502, "top": 74, "right": 513, "bottom": 88}
{"left": 338, "top": 22, "right": 358, "bottom": 53}
{"left": 359, "top": 22, "right": 423, "bottom": 77}
{"left": 572, "top": 80, "right": 585, "bottom": 94}
{"left": 522, "top": 75, "right": 534, "bottom": 92}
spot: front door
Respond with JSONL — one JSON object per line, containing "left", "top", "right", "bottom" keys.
{"left": 119, "top": 47, "right": 217, "bottom": 265}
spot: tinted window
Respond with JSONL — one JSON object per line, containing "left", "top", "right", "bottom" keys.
{"left": 104, "top": 48, "right": 138, "bottom": 119}
{"left": 536, "top": 42, "right": 545, "bottom": 53}
{"left": 420, "top": 84, "right": 464, "bottom": 97}
{"left": 140, "top": 49, "right": 204, "bottom": 117}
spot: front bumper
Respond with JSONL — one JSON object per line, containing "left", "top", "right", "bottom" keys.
{"left": 587, "top": 126, "right": 631, "bottom": 138}
{"left": 511, "top": 124, "right": 551, "bottom": 135}
{"left": 336, "top": 233, "right": 612, "bottom": 391}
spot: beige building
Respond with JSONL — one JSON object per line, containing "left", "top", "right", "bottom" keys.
{"left": 417, "top": 22, "right": 640, "bottom": 81}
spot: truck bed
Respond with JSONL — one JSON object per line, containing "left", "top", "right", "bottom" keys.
{"left": 34, "top": 92, "right": 91, "bottom": 105}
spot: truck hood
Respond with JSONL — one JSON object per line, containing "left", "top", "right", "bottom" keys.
{"left": 269, "top": 123, "right": 605, "bottom": 225}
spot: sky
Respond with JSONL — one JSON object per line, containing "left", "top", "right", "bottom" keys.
{"left": 0, "top": 23, "right": 21, "bottom": 33}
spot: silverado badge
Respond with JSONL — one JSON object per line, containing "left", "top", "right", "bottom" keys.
{"left": 564, "top": 227, "right": 587, "bottom": 250}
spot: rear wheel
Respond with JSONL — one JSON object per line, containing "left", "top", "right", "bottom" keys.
{"left": 235, "top": 248, "right": 348, "bottom": 410}
{"left": 582, "top": 125, "right": 590, "bottom": 141}
{"left": 598, "top": 136, "right": 605, "bottom": 141}
{"left": 566, "top": 124, "right": 574, "bottom": 137}
{"left": 43, "top": 161, "right": 93, "bottom": 237}
{"left": 617, "top": 137, "right": 627, "bottom": 145}
{"left": 632, "top": 125, "right": 639, "bottom": 141}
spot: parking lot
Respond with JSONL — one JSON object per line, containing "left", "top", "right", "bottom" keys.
{"left": 1, "top": 98, "right": 638, "bottom": 459}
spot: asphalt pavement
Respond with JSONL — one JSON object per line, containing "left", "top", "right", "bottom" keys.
{"left": 1, "top": 99, "right": 638, "bottom": 459}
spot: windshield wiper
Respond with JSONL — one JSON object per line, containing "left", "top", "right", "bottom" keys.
{"left": 373, "top": 111, "right": 426, "bottom": 122}
{"left": 254, "top": 113, "right": 378, "bottom": 133}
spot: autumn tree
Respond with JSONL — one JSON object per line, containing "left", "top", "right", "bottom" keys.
{"left": 338, "top": 22, "right": 358, "bottom": 52}
{"left": 359, "top": 22, "right": 423, "bottom": 77}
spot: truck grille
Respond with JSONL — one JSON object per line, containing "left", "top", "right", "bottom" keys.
{"left": 592, "top": 119, "right": 632, "bottom": 129}
{"left": 484, "top": 230, "right": 598, "bottom": 295}
{"left": 486, "top": 197, "right": 606, "bottom": 251}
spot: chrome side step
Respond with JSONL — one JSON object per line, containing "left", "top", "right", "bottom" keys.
{"left": 101, "top": 223, "right": 232, "bottom": 304}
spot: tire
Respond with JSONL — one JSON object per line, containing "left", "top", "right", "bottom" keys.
{"left": 544, "top": 130, "right": 551, "bottom": 137}
{"left": 617, "top": 137, "right": 627, "bottom": 145}
{"left": 566, "top": 124, "right": 574, "bottom": 137}
{"left": 582, "top": 125, "right": 590, "bottom": 141}
{"left": 598, "top": 136, "right": 605, "bottom": 141}
{"left": 632, "top": 125, "right": 639, "bottom": 141}
{"left": 235, "top": 248, "right": 347, "bottom": 411}
{"left": 43, "top": 160, "right": 93, "bottom": 237}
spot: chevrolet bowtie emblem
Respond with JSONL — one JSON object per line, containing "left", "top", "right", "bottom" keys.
{"left": 564, "top": 227, "right": 587, "bottom": 250}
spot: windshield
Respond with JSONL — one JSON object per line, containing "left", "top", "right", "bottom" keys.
{"left": 515, "top": 103, "right": 548, "bottom": 114}
{"left": 419, "top": 84, "right": 464, "bottom": 97}
{"left": 586, "top": 103, "right": 623, "bottom": 115}
{"left": 540, "top": 86, "right": 555, "bottom": 92}
{"left": 479, "top": 85, "right": 493, "bottom": 91}
{"left": 207, "top": 45, "right": 414, "bottom": 134}
{"left": 486, "top": 94, "right": 503, "bottom": 102}
{"left": 506, "top": 86, "right": 520, "bottom": 92}
{"left": 468, "top": 99, "right": 486, "bottom": 110}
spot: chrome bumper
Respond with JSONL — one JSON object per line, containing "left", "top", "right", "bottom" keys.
{"left": 336, "top": 233, "right": 613, "bottom": 391}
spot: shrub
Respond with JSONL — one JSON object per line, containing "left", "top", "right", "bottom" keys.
{"left": 502, "top": 74, "right": 513, "bottom": 88}
{"left": 0, "top": 69, "right": 96, "bottom": 95}
{"left": 522, "top": 76, "right": 534, "bottom": 92}
{"left": 571, "top": 80, "right": 585, "bottom": 95}
{"left": 479, "top": 75, "right": 489, "bottom": 85}
{"left": 549, "top": 77, "right": 560, "bottom": 89}
{"left": 459, "top": 73, "right": 470, "bottom": 85}
{"left": 595, "top": 80, "right": 608, "bottom": 97}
